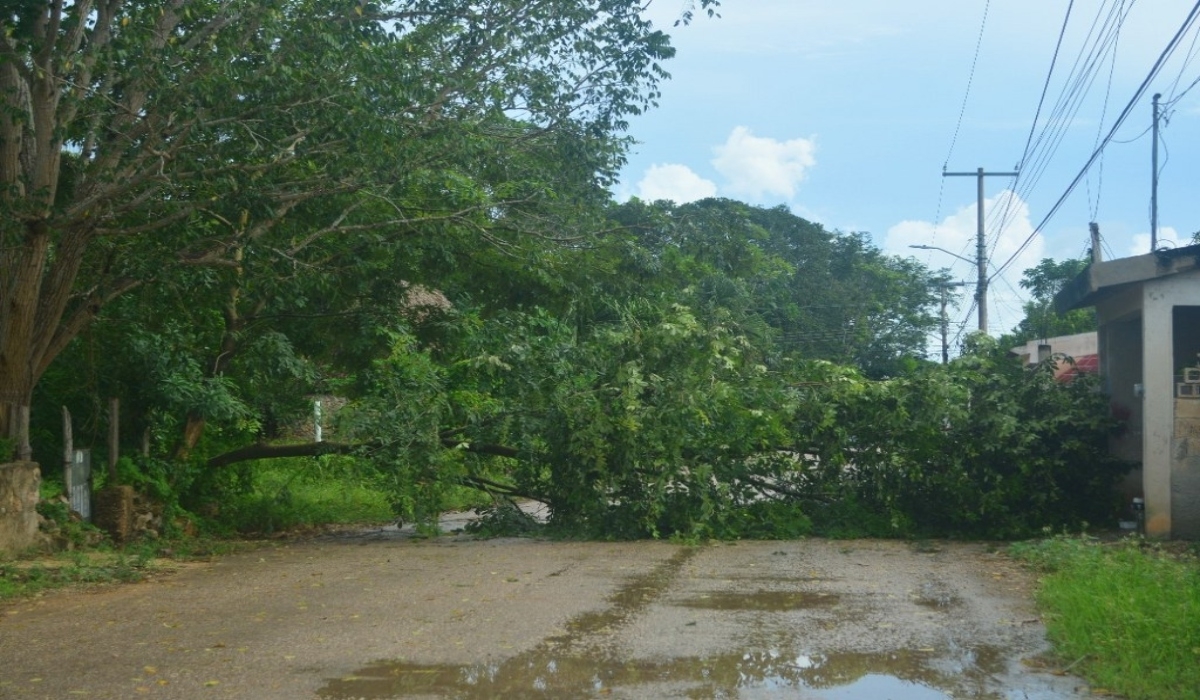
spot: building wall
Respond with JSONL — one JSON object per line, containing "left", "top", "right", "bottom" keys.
{"left": 1097, "top": 292, "right": 1144, "bottom": 499}
{"left": 1142, "top": 274, "right": 1200, "bottom": 538}
{"left": 1171, "top": 306, "right": 1200, "bottom": 538}
{"left": 1010, "top": 332, "right": 1097, "bottom": 365}
{"left": 1174, "top": 398, "right": 1200, "bottom": 538}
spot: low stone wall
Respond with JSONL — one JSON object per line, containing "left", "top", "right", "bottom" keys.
{"left": 0, "top": 461, "right": 44, "bottom": 554}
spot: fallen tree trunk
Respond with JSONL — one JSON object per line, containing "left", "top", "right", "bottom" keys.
{"left": 206, "top": 438, "right": 520, "bottom": 469}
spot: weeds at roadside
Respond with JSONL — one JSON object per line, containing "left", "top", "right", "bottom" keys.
{"left": 1011, "top": 534, "right": 1200, "bottom": 700}
{"left": 0, "top": 552, "right": 151, "bottom": 600}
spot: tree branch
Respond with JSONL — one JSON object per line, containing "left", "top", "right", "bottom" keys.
{"left": 206, "top": 437, "right": 521, "bottom": 469}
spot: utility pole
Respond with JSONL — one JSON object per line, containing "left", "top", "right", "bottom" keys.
{"left": 1089, "top": 222, "right": 1103, "bottom": 264}
{"left": 943, "top": 167, "right": 1019, "bottom": 334}
{"left": 936, "top": 281, "right": 966, "bottom": 363}
{"left": 1151, "top": 92, "right": 1161, "bottom": 252}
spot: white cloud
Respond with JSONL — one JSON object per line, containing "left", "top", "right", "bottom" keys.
{"left": 1128, "top": 227, "right": 1183, "bottom": 257}
{"left": 711, "top": 127, "right": 816, "bottom": 201}
{"left": 636, "top": 163, "right": 718, "bottom": 204}
{"left": 885, "top": 191, "right": 1043, "bottom": 336}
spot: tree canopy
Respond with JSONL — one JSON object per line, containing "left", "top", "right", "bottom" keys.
{"left": 1002, "top": 257, "right": 1097, "bottom": 347}
{"left": 4, "top": 1, "right": 1129, "bottom": 542}
{"left": 1, "top": 0, "right": 680, "bottom": 453}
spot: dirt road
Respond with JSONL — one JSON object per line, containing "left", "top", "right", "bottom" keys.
{"left": 0, "top": 534, "right": 1093, "bottom": 699}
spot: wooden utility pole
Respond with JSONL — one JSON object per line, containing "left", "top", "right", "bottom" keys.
{"left": 1090, "top": 222, "right": 1103, "bottom": 264}
{"left": 1151, "top": 93, "right": 1161, "bottom": 252}
{"left": 108, "top": 398, "right": 119, "bottom": 483}
{"left": 943, "top": 167, "right": 1019, "bottom": 334}
{"left": 62, "top": 407, "right": 73, "bottom": 496}
{"left": 936, "top": 281, "right": 966, "bottom": 363}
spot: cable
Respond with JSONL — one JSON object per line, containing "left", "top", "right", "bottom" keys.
{"left": 1017, "top": 0, "right": 1076, "bottom": 170}
{"left": 992, "top": 0, "right": 1200, "bottom": 281}
{"left": 1164, "top": 73, "right": 1200, "bottom": 106}
{"left": 1087, "top": 8, "right": 1124, "bottom": 220}
{"left": 943, "top": 0, "right": 992, "bottom": 170}
{"left": 1008, "top": 0, "right": 1133, "bottom": 209}
{"left": 930, "top": 0, "right": 996, "bottom": 274}
{"left": 986, "top": 1, "right": 1131, "bottom": 266}
{"left": 1164, "top": 15, "right": 1200, "bottom": 100}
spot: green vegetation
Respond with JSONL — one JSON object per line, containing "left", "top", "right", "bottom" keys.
{"left": 1012, "top": 536, "right": 1200, "bottom": 700}
{"left": 1, "top": 2, "right": 1129, "bottom": 547}
{"left": 1000, "top": 257, "right": 1097, "bottom": 347}
{"left": 0, "top": 553, "right": 152, "bottom": 601}
{"left": 220, "top": 457, "right": 395, "bottom": 534}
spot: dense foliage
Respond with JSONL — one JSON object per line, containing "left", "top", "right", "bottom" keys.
{"left": 7, "top": 2, "right": 1130, "bottom": 542}
{"left": 1002, "top": 258, "right": 1097, "bottom": 346}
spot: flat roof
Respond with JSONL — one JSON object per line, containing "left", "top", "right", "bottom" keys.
{"left": 1055, "top": 243, "right": 1200, "bottom": 313}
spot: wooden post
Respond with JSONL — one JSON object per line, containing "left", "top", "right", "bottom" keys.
{"left": 108, "top": 398, "right": 119, "bottom": 484}
{"left": 62, "top": 407, "right": 73, "bottom": 495}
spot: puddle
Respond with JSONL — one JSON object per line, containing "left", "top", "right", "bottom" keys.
{"left": 676, "top": 590, "right": 840, "bottom": 611}
{"left": 913, "top": 580, "right": 961, "bottom": 610}
{"left": 318, "top": 646, "right": 1026, "bottom": 699}
{"left": 557, "top": 547, "right": 699, "bottom": 639}
{"left": 319, "top": 547, "right": 1073, "bottom": 699}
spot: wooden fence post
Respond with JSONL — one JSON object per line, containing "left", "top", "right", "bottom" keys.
{"left": 62, "top": 407, "right": 72, "bottom": 493}
{"left": 108, "top": 398, "right": 119, "bottom": 483}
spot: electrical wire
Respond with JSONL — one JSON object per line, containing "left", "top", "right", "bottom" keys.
{"left": 1086, "top": 8, "right": 1124, "bottom": 220}
{"left": 943, "top": 0, "right": 992, "bottom": 170}
{"left": 1010, "top": 0, "right": 1128, "bottom": 198}
{"left": 1164, "top": 15, "right": 1200, "bottom": 100}
{"left": 992, "top": 0, "right": 1200, "bottom": 281}
{"left": 1017, "top": 0, "right": 1076, "bottom": 169}
{"left": 984, "top": 1, "right": 1131, "bottom": 268}
{"left": 921, "top": 0, "right": 993, "bottom": 287}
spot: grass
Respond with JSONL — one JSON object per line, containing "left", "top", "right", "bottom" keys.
{"left": 218, "top": 455, "right": 492, "bottom": 534}
{"left": 1011, "top": 535, "right": 1200, "bottom": 700}
{"left": 0, "top": 550, "right": 153, "bottom": 600}
{"left": 3, "top": 455, "right": 495, "bottom": 601}
{"left": 220, "top": 456, "right": 395, "bottom": 534}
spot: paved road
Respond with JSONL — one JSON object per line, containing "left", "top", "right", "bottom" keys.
{"left": 0, "top": 536, "right": 1093, "bottom": 699}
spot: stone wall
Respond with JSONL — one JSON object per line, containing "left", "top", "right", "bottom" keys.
{"left": 0, "top": 461, "right": 44, "bottom": 554}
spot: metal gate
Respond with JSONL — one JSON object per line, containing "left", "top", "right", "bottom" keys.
{"left": 67, "top": 449, "right": 91, "bottom": 521}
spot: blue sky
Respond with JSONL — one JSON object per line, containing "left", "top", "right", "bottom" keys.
{"left": 615, "top": 1, "right": 1200, "bottom": 342}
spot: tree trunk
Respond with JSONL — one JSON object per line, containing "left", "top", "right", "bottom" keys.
{"left": 172, "top": 258, "right": 256, "bottom": 460}
{"left": 174, "top": 413, "right": 207, "bottom": 461}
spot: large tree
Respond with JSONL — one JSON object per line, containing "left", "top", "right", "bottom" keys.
{"left": 0, "top": 0, "right": 691, "bottom": 457}
{"left": 1003, "top": 257, "right": 1096, "bottom": 346}
{"left": 606, "top": 198, "right": 942, "bottom": 376}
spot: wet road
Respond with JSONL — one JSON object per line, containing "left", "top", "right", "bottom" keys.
{"left": 0, "top": 537, "right": 1095, "bottom": 699}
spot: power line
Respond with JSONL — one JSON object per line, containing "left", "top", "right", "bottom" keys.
{"left": 992, "top": 0, "right": 1200, "bottom": 281}
{"left": 1164, "top": 14, "right": 1200, "bottom": 99}
{"left": 1086, "top": 6, "right": 1124, "bottom": 220}
{"left": 943, "top": 0, "right": 992, "bottom": 170}
{"left": 1017, "top": 0, "right": 1076, "bottom": 169}
{"left": 1007, "top": 1, "right": 1133, "bottom": 208}
{"left": 985, "top": 1, "right": 1132, "bottom": 268}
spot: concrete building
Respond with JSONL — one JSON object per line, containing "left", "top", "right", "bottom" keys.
{"left": 1010, "top": 331, "right": 1098, "bottom": 382}
{"left": 1056, "top": 244, "right": 1200, "bottom": 538}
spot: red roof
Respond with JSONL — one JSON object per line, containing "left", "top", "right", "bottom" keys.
{"left": 1055, "top": 354, "right": 1099, "bottom": 383}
